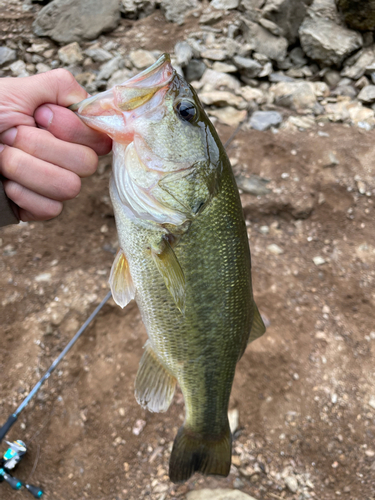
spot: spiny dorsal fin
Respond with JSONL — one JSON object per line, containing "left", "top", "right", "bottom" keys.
{"left": 248, "top": 301, "right": 266, "bottom": 344}
{"left": 151, "top": 238, "right": 185, "bottom": 314}
{"left": 109, "top": 249, "right": 135, "bottom": 308}
{"left": 135, "top": 341, "right": 177, "bottom": 413}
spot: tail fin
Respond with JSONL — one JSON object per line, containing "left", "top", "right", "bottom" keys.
{"left": 169, "top": 424, "right": 231, "bottom": 483}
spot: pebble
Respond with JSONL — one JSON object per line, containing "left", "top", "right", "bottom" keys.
{"left": 10, "top": 60, "right": 27, "bottom": 76}
{"left": 313, "top": 256, "right": 326, "bottom": 266}
{"left": 97, "top": 55, "right": 122, "bottom": 80}
{"left": 369, "top": 396, "right": 375, "bottom": 410}
{"left": 212, "top": 61, "right": 237, "bottom": 73}
{"left": 357, "top": 85, "right": 375, "bottom": 103}
{"left": 58, "top": 42, "right": 83, "bottom": 65}
{"left": 0, "top": 46, "right": 17, "bottom": 66}
{"left": 199, "top": 90, "right": 245, "bottom": 108}
{"left": 200, "top": 49, "right": 228, "bottom": 61}
{"left": 211, "top": 0, "right": 239, "bottom": 9}
{"left": 285, "top": 475, "right": 299, "bottom": 493}
{"left": 267, "top": 244, "right": 284, "bottom": 255}
{"left": 235, "top": 174, "right": 271, "bottom": 195}
{"left": 129, "top": 49, "right": 156, "bottom": 69}
{"left": 174, "top": 41, "right": 193, "bottom": 67}
{"left": 35, "top": 272, "right": 52, "bottom": 282}
{"left": 84, "top": 46, "right": 113, "bottom": 62}
{"left": 249, "top": 110, "right": 283, "bottom": 131}
{"left": 132, "top": 419, "right": 146, "bottom": 435}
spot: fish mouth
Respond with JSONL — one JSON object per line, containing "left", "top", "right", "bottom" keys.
{"left": 69, "top": 53, "right": 174, "bottom": 118}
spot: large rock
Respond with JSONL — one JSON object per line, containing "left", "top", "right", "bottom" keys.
{"left": 249, "top": 110, "right": 283, "bottom": 130}
{"left": 33, "top": 0, "right": 120, "bottom": 44}
{"left": 270, "top": 81, "right": 317, "bottom": 111}
{"left": 241, "top": 19, "right": 288, "bottom": 61}
{"left": 335, "top": 0, "right": 375, "bottom": 31}
{"left": 262, "top": 0, "right": 313, "bottom": 43}
{"left": 341, "top": 46, "right": 375, "bottom": 79}
{"left": 160, "top": 0, "right": 198, "bottom": 24}
{"left": 187, "top": 489, "right": 258, "bottom": 500}
{"left": 299, "top": 6, "right": 362, "bottom": 66}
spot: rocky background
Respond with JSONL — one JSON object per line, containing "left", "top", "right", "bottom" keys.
{"left": 2, "top": 0, "right": 375, "bottom": 133}
{"left": 1, "top": 1, "right": 375, "bottom": 500}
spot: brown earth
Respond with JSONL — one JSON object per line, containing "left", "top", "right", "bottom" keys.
{"left": 1, "top": 3, "right": 375, "bottom": 500}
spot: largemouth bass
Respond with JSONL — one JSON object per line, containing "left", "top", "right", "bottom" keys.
{"left": 70, "top": 54, "right": 265, "bottom": 483}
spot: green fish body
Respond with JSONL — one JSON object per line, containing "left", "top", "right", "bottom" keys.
{"left": 71, "top": 54, "right": 265, "bottom": 482}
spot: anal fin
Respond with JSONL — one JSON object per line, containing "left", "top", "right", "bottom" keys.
{"left": 135, "top": 341, "right": 176, "bottom": 413}
{"left": 109, "top": 249, "right": 135, "bottom": 308}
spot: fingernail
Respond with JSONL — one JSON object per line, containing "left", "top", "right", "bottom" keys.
{"left": 1, "top": 127, "right": 17, "bottom": 146}
{"left": 0, "top": 144, "right": 4, "bottom": 153}
{"left": 34, "top": 105, "right": 53, "bottom": 129}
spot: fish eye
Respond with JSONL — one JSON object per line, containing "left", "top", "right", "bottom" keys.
{"left": 175, "top": 100, "right": 197, "bottom": 123}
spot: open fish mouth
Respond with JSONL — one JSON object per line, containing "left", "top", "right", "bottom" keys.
{"left": 69, "top": 53, "right": 174, "bottom": 117}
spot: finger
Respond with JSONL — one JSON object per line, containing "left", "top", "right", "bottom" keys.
{"left": 3, "top": 179, "right": 63, "bottom": 221}
{"left": 0, "top": 126, "right": 98, "bottom": 178}
{"left": 17, "top": 68, "right": 88, "bottom": 110}
{"left": 34, "top": 104, "right": 112, "bottom": 156}
{"left": 0, "top": 145, "right": 81, "bottom": 201}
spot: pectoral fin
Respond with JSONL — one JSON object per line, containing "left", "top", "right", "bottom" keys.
{"left": 135, "top": 341, "right": 177, "bottom": 413}
{"left": 109, "top": 250, "right": 135, "bottom": 308}
{"left": 151, "top": 239, "right": 185, "bottom": 314}
{"left": 248, "top": 301, "right": 266, "bottom": 344}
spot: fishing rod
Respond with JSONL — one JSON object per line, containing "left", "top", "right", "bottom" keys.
{"left": 0, "top": 290, "right": 112, "bottom": 497}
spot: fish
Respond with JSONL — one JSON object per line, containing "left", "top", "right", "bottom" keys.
{"left": 70, "top": 53, "right": 265, "bottom": 483}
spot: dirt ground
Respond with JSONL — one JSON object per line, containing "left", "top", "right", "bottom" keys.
{"left": 1, "top": 4, "right": 375, "bottom": 500}
{"left": 1, "top": 122, "right": 375, "bottom": 500}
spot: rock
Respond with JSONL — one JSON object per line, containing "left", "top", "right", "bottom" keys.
{"left": 270, "top": 81, "right": 317, "bottom": 111}
{"left": 267, "top": 244, "right": 284, "bottom": 254}
{"left": 241, "top": 19, "right": 288, "bottom": 61}
{"left": 258, "top": 17, "right": 283, "bottom": 37}
{"left": 262, "top": 0, "right": 312, "bottom": 43}
{"left": 235, "top": 174, "right": 271, "bottom": 195}
{"left": 200, "top": 69, "right": 241, "bottom": 92}
{"left": 132, "top": 419, "right": 146, "bottom": 435}
{"left": 120, "top": 0, "right": 156, "bottom": 18}
{"left": 174, "top": 41, "right": 193, "bottom": 67}
{"left": 249, "top": 110, "right": 283, "bottom": 130}
{"left": 240, "top": 86, "right": 266, "bottom": 104}
{"left": 336, "top": 0, "right": 375, "bottom": 31}
{"left": 269, "top": 72, "right": 295, "bottom": 82}
{"left": 200, "top": 49, "right": 228, "bottom": 61}
{"left": 107, "top": 68, "right": 134, "bottom": 88}
{"left": 187, "top": 489, "right": 258, "bottom": 500}
{"left": 212, "top": 61, "right": 237, "bottom": 73}
{"left": 341, "top": 47, "right": 375, "bottom": 80}
{"left": 160, "top": 0, "right": 198, "bottom": 25}
{"left": 185, "top": 59, "right": 207, "bottom": 82}
{"left": 289, "top": 46, "right": 308, "bottom": 67}
{"left": 129, "top": 49, "right": 156, "bottom": 69}
{"left": 208, "top": 106, "right": 247, "bottom": 126}
{"left": 36, "top": 63, "right": 52, "bottom": 73}
{"left": 84, "top": 46, "right": 113, "bottom": 62}
{"left": 299, "top": 5, "right": 363, "bottom": 66}
{"left": 285, "top": 475, "right": 299, "bottom": 493}
{"left": 58, "top": 42, "right": 83, "bottom": 65}
{"left": 97, "top": 55, "right": 122, "bottom": 80}
{"left": 233, "top": 55, "right": 262, "bottom": 77}
{"left": 324, "top": 101, "right": 350, "bottom": 121}
{"left": 199, "top": 91, "right": 245, "bottom": 108}
{"left": 357, "top": 85, "right": 375, "bottom": 103}
{"left": 313, "top": 256, "right": 326, "bottom": 265}
{"left": 75, "top": 71, "right": 96, "bottom": 86}
{"left": 200, "top": 11, "right": 224, "bottom": 25}
{"left": 348, "top": 103, "right": 375, "bottom": 128}
{"left": 10, "top": 60, "right": 27, "bottom": 76}
{"left": 324, "top": 69, "right": 341, "bottom": 87}
{"left": 286, "top": 115, "right": 316, "bottom": 128}
{"left": 211, "top": 0, "right": 239, "bottom": 8}
{"left": 33, "top": 0, "right": 120, "bottom": 44}
{"left": 369, "top": 396, "right": 375, "bottom": 409}
{"left": 0, "top": 46, "right": 16, "bottom": 66}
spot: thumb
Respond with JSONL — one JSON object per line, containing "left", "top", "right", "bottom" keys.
{"left": 16, "top": 68, "right": 88, "bottom": 113}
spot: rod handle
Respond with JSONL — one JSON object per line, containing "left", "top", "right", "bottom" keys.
{"left": 3, "top": 471, "right": 22, "bottom": 490}
{"left": 0, "top": 414, "right": 17, "bottom": 443}
{"left": 25, "top": 483, "right": 44, "bottom": 498}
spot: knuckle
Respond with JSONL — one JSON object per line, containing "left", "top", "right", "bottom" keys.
{"left": 49, "top": 68, "right": 76, "bottom": 87}
{"left": 1, "top": 147, "right": 22, "bottom": 179}
{"left": 81, "top": 148, "right": 98, "bottom": 176}
{"left": 44, "top": 201, "right": 63, "bottom": 219}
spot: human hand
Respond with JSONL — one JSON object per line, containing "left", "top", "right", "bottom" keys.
{"left": 0, "top": 69, "right": 112, "bottom": 222}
